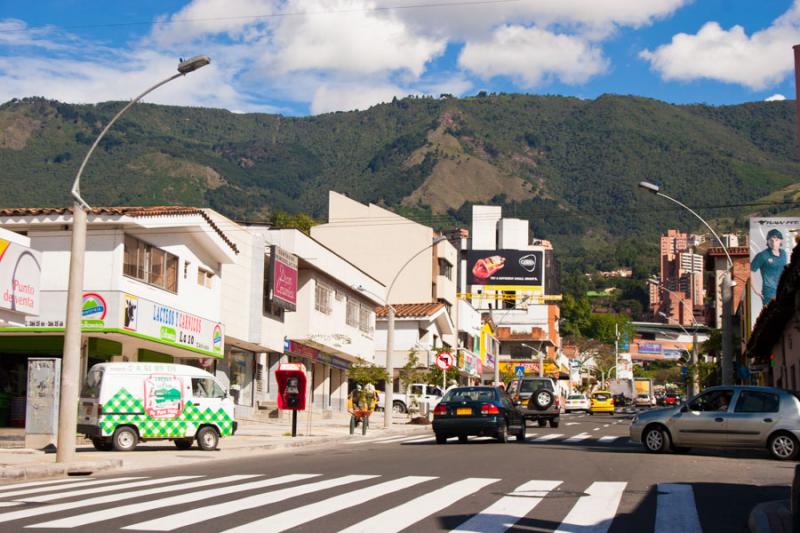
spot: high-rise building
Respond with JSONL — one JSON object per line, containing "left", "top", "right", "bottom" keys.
{"left": 651, "top": 229, "right": 705, "bottom": 326}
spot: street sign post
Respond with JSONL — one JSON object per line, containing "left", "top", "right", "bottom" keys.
{"left": 515, "top": 365, "right": 525, "bottom": 377}
{"left": 436, "top": 352, "right": 454, "bottom": 389}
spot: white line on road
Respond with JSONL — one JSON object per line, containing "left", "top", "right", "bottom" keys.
{"left": 0, "top": 478, "right": 88, "bottom": 493}
{"left": 564, "top": 433, "right": 592, "bottom": 443}
{"left": 603, "top": 424, "right": 610, "bottom": 428}
{"left": 20, "top": 477, "right": 202, "bottom": 504}
{"left": 598, "top": 436, "right": 622, "bottom": 443}
{"left": 0, "top": 477, "right": 143, "bottom": 499}
{"left": 655, "top": 483, "right": 702, "bottom": 533}
{"left": 554, "top": 481, "right": 627, "bottom": 533}
{"left": 452, "top": 479, "right": 562, "bottom": 533}
{"left": 0, "top": 476, "right": 245, "bottom": 525}
{"left": 593, "top": 427, "right": 601, "bottom": 431}
{"left": 400, "top": 435, "right": 436, "bottom": 443}
{"left": 340, "top": 477, "right": 499, "bottom": 533}
{"left": 224, "top": 476, "right": 438, "bottom": 533}
{"left": 566, "top": 422, "right": 580, "bottom": 426}
{"left": 533, "top": 434, "right": 564, "bottom": 442}
{"left": 118, "top": 475, "right": 368, "bottom": 532}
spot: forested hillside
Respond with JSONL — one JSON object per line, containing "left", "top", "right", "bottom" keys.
{"left": 1, "top": 94, "right": 798, "bottom": 273}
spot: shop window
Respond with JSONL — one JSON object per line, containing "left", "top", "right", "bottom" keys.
{"left": 197, "top": 267, "right": 214, "bottom": 288}
{"left": 315, "top": 282, "right": 332, "bottom": 315}
{"left": 346, "top": 298, "right": 359, "bottom": 328}
{"left": 359, "top": 304, "right": 372, "bottom": 335}
{"left": 123, "top": 235, "right": 178, "bottom": 293}
{"left": 229, "top": 350, "right": 254, "bottom": 407}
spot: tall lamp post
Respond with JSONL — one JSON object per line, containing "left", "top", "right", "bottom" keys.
{"left": 492, "top": 295, "right": 531, "bottom": 386}
{"left": 638, "top": 181, "right": 735, "bottom": 386}
{"left": 650, "top": 278, "right": 702, "bottom": 396}
{"left": 521, "top": 342, "right": 545, "bottom": 377}
{"left": 368, "top": 236, "right": 446, "bottom": 429}
{"left": 58, "top": 56, "right": 211, "bottom": 463}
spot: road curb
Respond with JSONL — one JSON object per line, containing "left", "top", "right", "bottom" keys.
{"left": 0, "top": 459, "right": 123, "bottom": 482}
{"left": 748, "top": 500, "right": 791, "bottom": 533}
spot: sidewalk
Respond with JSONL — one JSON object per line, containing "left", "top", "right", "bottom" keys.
{"left": 0, "top": 412, "right": 431, "bottom": 483}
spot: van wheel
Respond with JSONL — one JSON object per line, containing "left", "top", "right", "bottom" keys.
{"left": 174, "top": 438, "right": 194, "bottom": 450}
{"left": 392, "top": 401, "right": 407, "bottom": 414}
{"left": 197, "top": 427, "right": 220, "bottom": 451}
{"left": 112, "top": 427, "right": 138, "bottom": 452}
{"left": 91, "top": 438, "right": 113, "bottom": 451}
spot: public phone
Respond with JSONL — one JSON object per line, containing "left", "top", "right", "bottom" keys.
{"left": 276, "top": 363, "right": 307, "bottom": 411}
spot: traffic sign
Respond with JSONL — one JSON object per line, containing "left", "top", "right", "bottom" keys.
{"left": 515, "top": 365, "right": 525, "bottom": 377}
{"left": 436, "top": 352, "right": 454, "bottom": 370}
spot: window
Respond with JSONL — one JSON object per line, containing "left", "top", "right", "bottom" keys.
{"left": 315, "top": 282, "right": 332, "bottom": 314}
{"left": 359, "top": 304, "right": 372, "bottom": 335}
{"left": 438, "top": 258, "right": 452, "bottom": 280}
{"left": 197, "top": 267, "right": 214, "bottom": 288}
{"left": 688, "top": 389, "right": 733, "bottom": 412}
{"left": 346, "top": 298, "right": 360, "bottom": 328}
{"left": 734, "top": 391, "right": 780, "bottom": 413}
{"left": 191, "top": 378, "right": 226, "bottom": 399}
{"left": 123, "top": 235, "right": 178, "bottom": 292}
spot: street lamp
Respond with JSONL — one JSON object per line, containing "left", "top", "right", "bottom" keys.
{"left": 638, "top": 181, "right": 735, "bottom": 386}
{"left": 492, "top": 295, "right": 531, "bottom": 386}
{"left": 58, "top": 55, "right": 211, "bottom": 463}
{"left": 521, "top": 342, "right": 545, "bottom": 377}
{"left": 363, "top": 235, "right": 446, "bottom": 429}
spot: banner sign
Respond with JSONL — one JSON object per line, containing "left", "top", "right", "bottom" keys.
{"left": 638, "top": 342, "right": 662, "bottom": 355}
{"left": 466, "top": 250, "right": 544, "bottom": 292}
{"left": 663, "top": 349, "right": 683, "bottom": 360}
{"left": 270, "top": 246, "right": 298, "bottom": 312}
{"left": 3, "top": 290, "right": 224, "bottom": 358}
{"left": 286, "top": 340, "right": 350, "bottom": 369}
{"left": 749, "top": 217, "right": 800, "bottom": 329}
{"left": 0, "top": 238, "right": 42, "bottom": 317}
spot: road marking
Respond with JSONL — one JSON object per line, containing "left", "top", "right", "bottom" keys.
{"left": 593, "top": 427, "right": 601, "bottom": 431}
{"left": 400, "top": 435, "right": 436, "bottom": 443}
{"left": 554, "top": 481, "right": 626, "bottom": 533}
{"left": 224, "top": 476, "right": 438, "bottom": 533}
{"left": 119, "top": 475, "right": 368, "bottom": 532}
{"left": 655, "top": 483, "right": 702, "bottom": 533}
{"left": 0, "top": 477, "right": 143, "bottom": 499}
{"left": 603, "top": 424, "right": 610, "bottom": 428}
{"left": 379, "top": 435, "right": 433, "bottom": 444}
{"left": 0, "top": 478, "right": 88, "bottom": 493}
{"left": 566, "top": 422, "right": 580, "bottom": 426}
{"left": 20, "top": 477, "right": 202, "bottom": 503}
{"left": 452, "top": 479, "right": 562, "bottom": 533}
{"left": 340, "top": 477, "right": 499, "bottom": 533}
{"left": 564, "top": 433, "right": 592, "bottom": 443}
{"left": 598, "top": 436, "right": 622, "bottom": 443}
{"left": 533, "top": 434, "right": 564, "bottom": 442}
{"left": 0, "top": 476, "right": 244, "bottom": 524}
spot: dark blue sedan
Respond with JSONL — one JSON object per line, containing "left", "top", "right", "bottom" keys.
{"left": 432, "top": 386, "right": 526, "bottom": 444}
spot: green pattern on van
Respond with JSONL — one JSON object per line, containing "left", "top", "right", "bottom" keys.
{"left": 99, "top": 388, "right": 234, "bottom": 438}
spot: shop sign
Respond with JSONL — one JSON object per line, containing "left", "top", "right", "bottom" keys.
{"left": 638, "top": 342, "right": 662, "bottom": 355}
{"left": 144, "top": 374, "right": 184, "bottom": 419}
{"left": 466, "top": 249, "right": 544, "bottom": 293}
{"left": 0, "top": 238, "right": 42, "bottom": 316}
{"left": 286, "top": 340, "right": 350, "bottom": 369}
{"left": 270, "top": 246, "right": 298, "bottom": 312}
{"left": 663, "top": 349, "right": 683, "bottom": 360}
{"left": 81, "top": 293, "right": 107, "bottom": 328}
{"left": 499, "top": 361, "right": 539, "bottom": 375}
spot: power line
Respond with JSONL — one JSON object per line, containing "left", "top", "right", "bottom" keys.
{"left": 2, "top": 0, "right": 524, "bottom": 34}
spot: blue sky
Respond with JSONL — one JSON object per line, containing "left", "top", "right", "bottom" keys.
{"left": 1, "top": 0, "right": 799, "bottom": 115}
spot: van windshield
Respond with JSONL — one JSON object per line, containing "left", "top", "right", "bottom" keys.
{"left": 81, "top": 370, "right": 103, "bottom": 399}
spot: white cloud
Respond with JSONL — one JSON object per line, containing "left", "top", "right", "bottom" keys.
{"left": 640, "top": 1, "right": 800, "bottom": 90}
{"left": 765, "top": 93, "right": 787, "bottom": 101}
{"left": 310, "top": 82, "right": 406, "bottom": 114}
{"left": 459, "top": 26, "right": 608, "bottom": 87}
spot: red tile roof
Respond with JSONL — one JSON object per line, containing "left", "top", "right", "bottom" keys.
{"left": 375, "top": 302, "right": 445, "bottom": 318}
{"left": 0, "top": 206, "right": 238, "bottom": 253}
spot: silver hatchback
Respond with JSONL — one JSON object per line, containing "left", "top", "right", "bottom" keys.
{"left": 630, "top": 385, "right": 800, "bottom": 460}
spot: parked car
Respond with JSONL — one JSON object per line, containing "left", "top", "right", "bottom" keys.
{"left": 590, "top": 390, "right": 615, "bottom": 415}
{"left": 565, "top": 393, "right": 590, "bottom": 413}
{"left": 507, "top": 377, "right": 561, "bottom": 428}
{"left": 630, "top": 385, "right": 800, "bottom": 460}
{"left": 377, "top": 383, "right": 444, "bottom": 414}
{"left": 432, "top": 386, "right": 526, "bottom": 444}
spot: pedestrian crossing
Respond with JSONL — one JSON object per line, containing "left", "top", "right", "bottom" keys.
{"left": 354, "top": 432, "right": 631, "bottom": 447}
{"left": 0, "top": 473, "right": 707, "bottom": 532}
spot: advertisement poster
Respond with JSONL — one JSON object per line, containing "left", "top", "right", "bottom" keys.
{"left": 749, "top": 217, "right": 800, "bottom": 328}
{"left": 144, "top": 374, "right": 184, "bottom": 419}
{"left": 617, "top": 353, "right": 633, "bottom": 380}
{"left": 270, "top": 246, "right": 298, "bottom": 312}
{"left": 466, "top": 250, "right": 544, "bottom": 292}
{"left": 0, "top": 238, "right": 41, "bottom": 316}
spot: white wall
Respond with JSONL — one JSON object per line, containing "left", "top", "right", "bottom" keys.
{"left": 498, "top": 218, "right": 529, "bottom": 249}
{"left": 471, "top": 205, "right": 502, "bottom": 250}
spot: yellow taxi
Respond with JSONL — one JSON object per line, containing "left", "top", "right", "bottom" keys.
{"left": 589, "top": 390, "right": 615, "bottom": 415}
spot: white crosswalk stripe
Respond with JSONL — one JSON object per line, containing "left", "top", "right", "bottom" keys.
{"left": 0, "top": 476, "right": 143, "bottom": 499}
{"left": 452, "top": 479, "right": 561, "bottom": 533}
{"left": 21, "top": 477, "right": 202, "bottom": 504}
{"left": 31, "top": 474, "right": 319, "bottom": 529}
{"left": 598, "top": 436, "right": 623, "bottom": 443}
{"left": 224, "top": 476, "right": 437, "bottom": 533}
{"left": 340, "top": 477, "right": 498, "bottom": 533}
{"left": 655, "top": 483, "right": 702, "bottom": 533}
{"left": 534, "top": 433, "right": 564, "bottom": 442}
{"left": 0, "top": 478, "right": 89, "bottom": 493}
{"left": 554, "top": 481, "right": 627, "bottom": 533}
{"left": 564, "top": 432, "right": 592, "bottom": 443}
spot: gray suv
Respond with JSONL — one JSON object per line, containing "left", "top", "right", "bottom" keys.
{"left": 507, "top": 377, "right": 561, "bottom": 428}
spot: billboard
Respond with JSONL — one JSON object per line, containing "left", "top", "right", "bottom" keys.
{"left": 270, "top": 246, "right": 298, "bottom": 312}
{"left": 466, "top": 249, "right": 544, "bottom": 292}
{"left": 0, "top": 238, "right": 41, "bottom": 317}
{"left": 749, "top": 217, "right": 800, "bottom": 328}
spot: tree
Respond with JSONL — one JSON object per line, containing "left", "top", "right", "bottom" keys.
{"left": 585, "top": 313, "right": 632, "bottom": 345}
{"left": 560, "top": 293, "right": 591, "bottom": 337}
{"left": 348, "top": 358, "right": 389, "bottom": 386}
{"left": 398, "top": 352, "right": 431, "bottom": 390}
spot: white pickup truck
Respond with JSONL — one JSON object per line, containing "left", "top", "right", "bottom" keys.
{"left": 378, "top": 383, "right": 445, "bottom": 414}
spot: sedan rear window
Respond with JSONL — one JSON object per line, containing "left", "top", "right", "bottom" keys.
{"left": 568, "top": 394, "right": 584, "bottom": 400}
{"left": 519, "top": 380, "right": 554, "bottom": 393}
{"left": 442, "top": 388, "right": 497, "bottom": 403}
{"left": 593, "top": 393, "right": 610, "bottom": 401}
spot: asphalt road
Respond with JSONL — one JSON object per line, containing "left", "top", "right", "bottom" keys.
{"left": 0, "top": 411, "right": 792, "bottom": 532}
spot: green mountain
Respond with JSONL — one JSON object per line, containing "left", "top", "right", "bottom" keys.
{"left": 1, "top": 94, "right": 798, "bottom": 274}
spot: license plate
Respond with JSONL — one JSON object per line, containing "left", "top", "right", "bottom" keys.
{"left": 456, "top": 408, "right": 472, "bottom": 415}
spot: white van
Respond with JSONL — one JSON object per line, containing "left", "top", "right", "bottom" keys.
{"left": 78, "top": 362, "right": 236, "bottom": 452}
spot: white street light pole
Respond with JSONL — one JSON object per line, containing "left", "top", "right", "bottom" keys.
{"left": 521, "top": 342, "right": 545, "bottom": 378}
{"left": 378, "top": 236, "right": 446, "bottom": 429}
{"left": 492, "top": 295, "right": 531, "bottom": 385}
{"left": 638, "top": 181, "right": 735, "bottom": 386}
{"left": 58, "top": 56, "right": 210, "bottom": 463}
